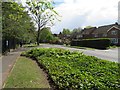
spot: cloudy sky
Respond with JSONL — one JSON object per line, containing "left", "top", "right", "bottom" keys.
{"left": 20, "top": 0, "right": 120, "bottom": 34}
{"left": 51, "top": 0, "right": 120, "bottom": 34}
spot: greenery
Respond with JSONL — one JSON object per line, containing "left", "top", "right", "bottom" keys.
{"left": 4, "top": 56, "right": 50, "bottom": 88}
{"left": 22, "top": 48, "right": 120, "bottom": 89}
{"left": 62, "top": 28, "right": 71, "bottom": 35}
{"left": 39, "top": 27, "right": 54, "bottom": 43}
{"left": 109, "top": 45, "right": 120, "bottom": 49}
{"left": 2, "top": 2, "right": 36, "bottom": 53}
{"left": 71, "top": 38, "right": 111, "bottom": 49}
{"left": 2, "top": 2, "right": 36, "bottom": 43}
{"left": 26, "top": 0, "right": 59, "bottom": 45}
{"left": 84, "top": 26, "right": 93, "bottom": 29}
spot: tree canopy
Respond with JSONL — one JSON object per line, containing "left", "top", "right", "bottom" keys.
{"left": 84, "top": 26, "right": 93, "bottom": 29}
{"left": 26, "top": 0, "right": 59, "bottom": 45}
{"left": 62, "top": 28, "right": 71, "bottom": 35}
{"left": 39, "top": 27, "right": 53, "bottom": 43}
{"left": 2, "top": 2, "right": 36, "bottom": 46}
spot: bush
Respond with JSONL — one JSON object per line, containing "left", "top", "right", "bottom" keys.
{"left": 71, "top": 38, "right": 111, "bottom": 49}
{"left": 22, "top": 48, "right": 120, "bottom": 89}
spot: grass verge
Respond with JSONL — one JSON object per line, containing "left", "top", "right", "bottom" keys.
{"left": 4, "top": 56, "right": 50, "bottom": 88}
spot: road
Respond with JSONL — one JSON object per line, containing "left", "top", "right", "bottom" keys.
{"left": 39, "top": 44, "right": 119, "bottom": 63}
{"left": 0, "top": 44, "right": 119, "bottom": 89}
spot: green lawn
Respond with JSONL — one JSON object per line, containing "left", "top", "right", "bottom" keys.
{"left": 4, "top": 56, "right": 50, "bottom": 88}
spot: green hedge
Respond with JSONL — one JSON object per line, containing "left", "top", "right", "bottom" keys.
{"left": 22, "top": 48, "right": 120, "bottom": 89}
{"left": 71, "top": 39, "right": 111, "bottom": 49}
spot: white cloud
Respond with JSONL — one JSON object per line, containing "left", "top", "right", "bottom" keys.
{"left": 51, "top": 0, "right": 120, "bottom": 33}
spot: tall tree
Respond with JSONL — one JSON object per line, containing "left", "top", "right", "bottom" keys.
{"left": 2, "top": 2, "right": 36, "bottom": 50}
{"left": 62, "top": 28, "right": 71, "bottom": 35}
{"left": 85, "top": 26, "right": 93, "bottom": 29}
{"left": 39, "top": 27, "right": 53, "bottom": 43}
{"left": 26, "top": 0, "right": 59, "bottom": 45}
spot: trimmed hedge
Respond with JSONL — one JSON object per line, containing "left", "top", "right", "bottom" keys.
{"left": 71, "top": 39, "right": 111, "bottom": 49}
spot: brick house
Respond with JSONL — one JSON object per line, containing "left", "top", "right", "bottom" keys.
{"left": 79, "top": 27, "right": 96, "bottom": 39}
{"left": 75, "top": 23, "right": 120, "bottom": 45}
{"left": 106, "top": 26, "right": 120, "bottom": 45}
{"left": 92, "top": 23, "right": 120, "bottom": 45}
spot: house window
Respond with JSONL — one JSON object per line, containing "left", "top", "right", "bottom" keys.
{"left": 111, "top": 30, "right": 117, "bottom": 35}
{"left": 94, "top": 34, "right": 98, "bottom": 37}
{"left": 85, "top": 32, "right": 89, "bottom": 34}
{"left": 77, "top": 35, "right": 83, "bottom": 38}
{"left": 80, "top": 35, "right": 83, "bottom": 37}
{"left": 103, "top": 34, "right": 107, "bottom": 37}
{"left": 111, "top": 38, "right": 118, "bottom": 44}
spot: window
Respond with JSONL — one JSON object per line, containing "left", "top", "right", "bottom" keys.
{"left": 94, "top": 34, "right": 98, "bottom": 37}
{"left": 111, "top": 30, "right": 117, "bottom": 35}
{"left": 103, "top": 34, "right": 107, "bottom": 37}
{"left": 85, "top": 32, "right": 89, "bottom": 34}
{"left": 77, "top": 35, "right": 83, "bottom": 38}
{"left": 111, "top": 38, "right": 118, "bottom": 44}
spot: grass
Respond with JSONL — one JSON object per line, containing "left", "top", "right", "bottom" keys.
{"left": 109, "top": 45, "right": 120, "bottom": 49}
{"left": 4, "top": 56, "right": 50, "bottom": 88}
{"left": 67, "top": 45, "right": 95, "bottom": 50}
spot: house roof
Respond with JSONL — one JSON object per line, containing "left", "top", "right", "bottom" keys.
{"left": 81, "top": 27, "right": 96, "bottom": 34}
{"left": 92, "top": 23, "right": 120, "bottom": 34}
{"left": 107, "top": 26, "right": 120, "bottom": 32}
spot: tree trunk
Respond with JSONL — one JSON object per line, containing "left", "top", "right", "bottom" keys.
{"left": 37, "top": 25, "right": 40, "bottom": 45}
{"left": 37, "top": 14, "right": 41, "bottom": 46}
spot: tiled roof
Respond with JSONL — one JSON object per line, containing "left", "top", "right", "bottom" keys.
{"left": 92, "top": 24, "right": 120, "bottom": 34}
{"left": 82, "top": 27, "right": 96, "bottom": 34}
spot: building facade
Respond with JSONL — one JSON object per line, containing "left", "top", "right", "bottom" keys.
{"left": 75, "top": 23, "right": 120, "bottom": 45}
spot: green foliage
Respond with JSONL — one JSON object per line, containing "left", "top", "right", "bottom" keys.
{"left": 39, "top": 27, "right": 61, "bottom": 44}
{"left": 62, "top": 28, "right": 71, "bottom": 35}
{"left": 39, "top": 27, "right": 53, "bottom": 43}
{"left": 26, "top": 0, "right": 59, "bottom": 45}
{"left": 22, "top": 48, "right": 120, "bottom": 89}
{"left": 72, "top": 27, "right": 82, "bottom": 33}
{"left": 71, "top": 38, "right": 111, "bottom": 49}
{"left": 84, "top": 26, "right": 93, "bottom": 29}
{"left": 2, "top": 2, "right": 36, "bottom": 43}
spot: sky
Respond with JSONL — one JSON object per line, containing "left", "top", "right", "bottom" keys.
{"left": 20, "top": 0, "right": 120, "bottom": 34}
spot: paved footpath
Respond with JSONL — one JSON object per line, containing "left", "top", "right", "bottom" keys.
{"left": 0, "top": 48, "right": 29, "bottom": 89}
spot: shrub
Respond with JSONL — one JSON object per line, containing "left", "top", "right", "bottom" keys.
{"left": 22, "top": 48, "right": 120, "bottom": 89}
{"left": 71, "top": 38, "right": 111, "bottom": 49}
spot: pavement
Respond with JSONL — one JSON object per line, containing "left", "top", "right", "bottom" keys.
{"left": 0, "top": 48, "right": 30, "bottom": 89}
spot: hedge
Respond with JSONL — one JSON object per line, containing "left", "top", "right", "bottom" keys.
{"left": 71, "top": 38, "right": 111, "bottom": 49}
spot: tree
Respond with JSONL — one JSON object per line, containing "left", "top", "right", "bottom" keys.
{"left": 62, "top": 28, "right": 71, "bottom": 35}
{"left": 39, "top": 27, "right": 53, "bottom": 43}
{"left": 2, "top": 2, "right": 36, "bottom": 52}
{"left": 26, "top": 0, "right": 59, "bottom": 45}
{"left": 85, "top": 26, "right": 93, "bottom": 29}
{"left": 72, "top": 27, "right": 82, "bottom": 33}
{"left": 71, "top": 27, "right": 82, "bottom": 39}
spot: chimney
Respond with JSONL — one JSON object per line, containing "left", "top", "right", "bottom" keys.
{"left": 118, "top": 1, "right": 120, "bottom": 24}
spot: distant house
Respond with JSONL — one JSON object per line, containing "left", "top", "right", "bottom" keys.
{"left": 75, "top": 23, "right": 120, "bottom": 45}
{"left": 107, "top": 26, "right": 120, "bottom": 45}
{"left": 80, "top": 27, "right": 96, "bottom": 39}
{"left": 92, "top": 23, "right": 120, "bottom": 45}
